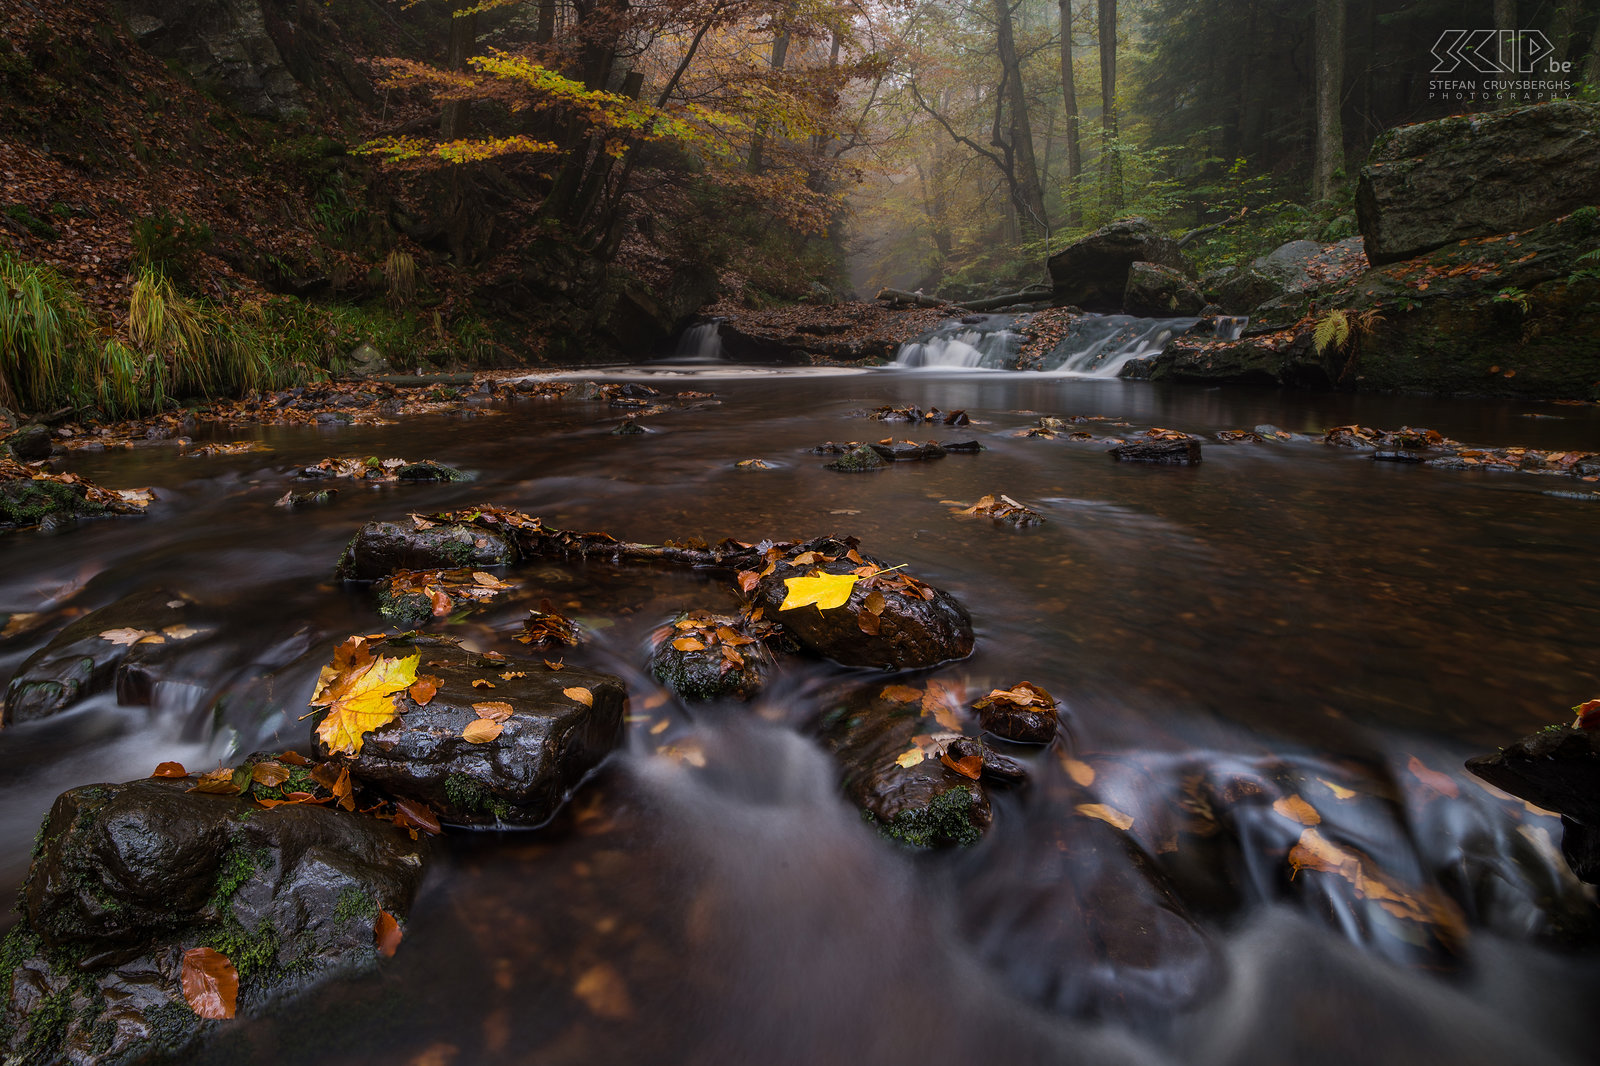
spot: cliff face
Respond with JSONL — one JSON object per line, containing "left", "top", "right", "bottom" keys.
{"left": 124, "top": 0, "right": 303, "bottom": 119}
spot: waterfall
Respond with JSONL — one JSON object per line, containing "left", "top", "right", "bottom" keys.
{"left": 1213, "top": 314, "right": 1250, "bottom": 341}
{"left": 675, "top": 321, "right": 724, "bottom": 361}
{"left": 890, "top": 315, "right": 1024, "bottom": 369}
{"left": 1046, "top": 315, "right": 1201, "bottom": 377}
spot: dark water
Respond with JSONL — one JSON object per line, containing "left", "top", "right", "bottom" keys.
{"left": 3, "top": 366, "right": 1599, "bottom": 1065}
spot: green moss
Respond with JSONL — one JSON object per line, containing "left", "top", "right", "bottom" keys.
{"left": 877, "top": 786, "right": 982, "bottom": 849}
{"left": 394, "top": 461, "right": 470, "bottom": 482}
{"left": 207, "top": 845, "right": 268, "bottom": 917}
{"left": 2, "top": 204, "right": 59, "bottom": 241}
{"left": 18, "top": 988, "right": 73, "bottom": 1064}
{"left": 443, "top": 773, "right": 512, "bottom": 819}
{"left": 207, "top": 918, "right": 278, "bottom": 978}
{"left": 0, "top": 480, "right": 104, "bottom": 528}
{"left": 377, "top": 586, "right": 432, "bottom": 628}
{"left": 825, "top": 444, "right": 886, "bottom": 473}
{"left": 333, "top": 888, "right": 379, "bottom": 926}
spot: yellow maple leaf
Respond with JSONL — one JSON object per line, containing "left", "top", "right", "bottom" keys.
{"left": 779, "top": 570, "right": 859, "bottom": 612}
{"left": 311, "top": 651, "right": 419, "bottom": 755}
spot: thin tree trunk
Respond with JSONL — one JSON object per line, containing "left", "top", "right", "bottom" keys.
{"left": 1587, "top": 15, "right": 1600, "bottom": 86}
{"left": 1551, "top": 0, "right": 1583, "bottom": 67}
{"left": 994, "top": 0, "right": 1048, "bottom": 235}
{"left": 1097, "top": 0, "right": 1121, "bottom": 212}
{"left": 748, "top": 26, "right": 791, "bottom": 174}
{"left": 1494, "top": 0, "right": 1517, "bottom": 108}
{"left": 536, "top": 0, "right": 557, "bottom": 45}
{"left": 1313, "top": 0, "right": 1345, "bottom": 202}
{"left": 440, "top": 2, "right": 479, "bottom": 139}
{"left": 1058, "top": 0, "right": 1082, "bottom": 225}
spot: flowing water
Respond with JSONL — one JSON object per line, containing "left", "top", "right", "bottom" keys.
{"left": 889, "top": 313, "right": 1224, "bottom": 376}
{"left": 3, "top": 366, "right": 1599, "bottom": 1065}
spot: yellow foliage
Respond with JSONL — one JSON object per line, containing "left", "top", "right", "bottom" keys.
{"left": 779, "top": 570, "right": 860, "bottom": 611}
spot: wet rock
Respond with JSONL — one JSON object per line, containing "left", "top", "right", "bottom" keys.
{"left": 394, "top": 460, "right": 471, "bottom": 482}
{"left": 972, "top": 682, "right": 1059, "bottom": 744}
{"left": 869, "top": 440, "right": 946, "bottom": 462}
{"left": 2, "top": 590, "right": 195, "bottom": 726}
{"left": 1123, "top": 261, "right": 1205, "bottom": 317}
{"left": 648, "top": 613, "right": 772, "bottom": 702}
{"left": 825, "top": 443, "right": 886, "bottom": 472}
{"left": 946, "top": 736, "right": 1028, "bottom": 783}
{"left": 335, "top": 520, "right": 516, "bottom": 581}
{"left": 1109, "top": 439, "right": 1202, "bottom": 464}
{"left": 752, "top": 539, "right": 974, "bottom": 670}
{"left": 1358, "top": 101, "right": 1600, "bottom": 265}
{"left": 4, "top": 424, "right": 53, "bottom": 461}
{"left": 310, "top": 636, "right": 625, "bottom": 828}
{"left": 611, "top": 419, "right": 646, "bottom": 436}
{"left": 3, "top": 775, "right": 427, "bottom": 1063}
{"left": 125, "top": 0, "right": 304, "bottom": 120}
{"left": 0, "top": 478, "right": 108, "bottom": 531}
{"left": 820, "top": 689, "right": 992, "bottom": 848}
{"left": 1466, "top": 726, "right": 1600, "bottom": 883}
{"left": 275, "top": 488, "right": 339, "bottom": 509}
{"left": 1047, "top": 218, "right": 1190, "bottom": 312}
{"left": 942, "top": 440, "right": 984, "bottom": 453}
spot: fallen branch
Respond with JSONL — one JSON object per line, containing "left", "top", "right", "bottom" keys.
{"left": 961, "top": 285, "right": 1053, "bottom": 312}
{"left": 874, "top": 287, "right": 959, "bottom": 310}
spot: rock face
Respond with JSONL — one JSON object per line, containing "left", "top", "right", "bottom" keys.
{"left": 1467, "top": 726, "right": 1600, "bottom": 883}
{"left": 1047, "top": 218, "right": 1190, "bottom": 311}
{"left": 752, "top": 540, "right": 974, "bottom": 670}
{"left": 1123, "top": 261, "right": 1205, "bottom": 317}
{"left": 125, "top": 0, "right": 304, "bottom": 119}
{"left": 1357, "top": 101, "right": 1600, "bottom": 265}
{"left": 3, "top": 776, "right": 427, "bottom": 1063}
{"left": 2, "top": 589, "right": 195, "bottom": 725}
{"left": 311, "top": 637, "right": 625, "bottom": 828}
{"left": 3, "top": 424, "right": 53, "bottom": 461}
{"left": 336, "top": 520, "right": 517, "bottom": 580}
{"left": 821, "top": 689, "right": 993, "bottom": 848}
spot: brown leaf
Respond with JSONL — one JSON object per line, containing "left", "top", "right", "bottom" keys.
{"left": 1076, "top": 803, "right": 1135, "bottom": 831}
{"left": 463, "top": 718, "right": 504, "bottom": 743}
{"left": 499, "top": 671, "right": 527, "bottom": 680}
{"left": 1272, "top": 795, "right": 1322, "bottom": 826}
{"left": 672, "top": 636, "right": 706, "bottom": 652}
{"left": 1061, "top": 757, "right": 1096, "bottom": 787}
{"left": 276, "top": 751, "right": 312, "bottom": 766}
{"left": 879, "top": 684, "right": 922, "bottom": 704}
{"left": 191, "top": 767, "right": 245, "bottom": 795}
{"left": 99, "top": 627, "right": 154, "bottom": 646}
{"left": 151, "top": 761, "right": 188, "bottom": 779}
{"left": 471, "top": 679, "right": 496, "bottom": 689}
{"left": 250, "top": 762, "right": 290, "bottom": 788}
{"left": 564, "top": 686, "right": 594, "bottom": 707}
{"left": 391, "top": 797, "right": 441, "bottom": 835}
{"left": 180, "top": 947, "right": 238, "bottom": 1020}
{"left": 408, "top": 676, "right": 440, "bottom": 706}
{"left": 374, "top": 910, "right": 402, "bottom": 958}
{"left": 736, "top": 570, "right": 761, "bottom": 594}
{"left": 544, "top": 659, "right": 565, "bottom": 671}
{"left": 941, "top": 752, "right": 983, "bottom": 780}
{"left": 473, "top": 701, "right": 514, "bottom": 722}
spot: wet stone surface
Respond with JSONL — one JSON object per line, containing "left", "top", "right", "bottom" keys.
{"left": 336, "top": 521, "right": 517, "bottom": 581}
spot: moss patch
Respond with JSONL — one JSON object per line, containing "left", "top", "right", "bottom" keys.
{"left": 0, "top": 479, "right": 103, "bottom": 528}
{"left": 443, "top": 773, "right": 511, "bottom": 820}
{"left": 878, "top": 786, "right": 982, "bottom": 848}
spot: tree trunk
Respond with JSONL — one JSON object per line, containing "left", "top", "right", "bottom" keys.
{"left": 1551, "top": 0, "right": 1583, "bottom": 67}
{"left": 1313, "top": 0, "right": 1345, "bottom": 202}
{"left": 439, "top": 2, "right": 480, "bottom": 139}
{"left": 994, "top": 0, "right": 1048, "bottom": 235}
{"left": 1058, "top": 0, "right": 1082, "bottom": 225}
{"left": 1494, "top": 0, "right": 1516, "bottom": 108}
{"left": 1097, "top": 0, "right": 1121, "bottom": 212}
{"left": 1589, "top": 14, "right": 1600, "bottom": 86}
{"left": 536, "top": 0, "right": 557, "bottom": 45}
{"left": 748, "top": 26, "right": 791, "bottom": 174}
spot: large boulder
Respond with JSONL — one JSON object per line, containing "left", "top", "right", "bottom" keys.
{"left": 336, "top": 520, "right": 517, "bottom": 580}
{"left": 309, "top": 636, "right": 626, "bottom": 828}
{"left": 2, "top": 589, "right": 198, "bottom": 726}
{"left": 1123, "top": 261, "right": 1205, "bottom": 317}
{"left": 3, "top": 775, "right": 428, "bottom": 1063}
{"left": 124, "top": 0, "right": 304, "bottom": 119}
{"left": 751, "top": 539, "right": 974, "bottom": 670}
{"left": 1357, "top": 101, "right": 1600, "bottom": 265}
{"left": 1047, "top": 218, "right": 1190, "bottom": 312}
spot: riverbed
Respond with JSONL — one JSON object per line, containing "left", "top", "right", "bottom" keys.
{"left": 3, "top": 366, "right": 1598, "bottom": 1065}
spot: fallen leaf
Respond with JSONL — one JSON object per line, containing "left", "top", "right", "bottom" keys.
{"left": 1272, "top": 795, "right": 1322, "bottom": 826}
{"left": 879, "top": 684, "right": 922, "bottom": 703}
{"left": 332, "top": 765, "right": 354, "bottom": 811}
{"left": 191, "top": 767, "right": 245, "bottom": 795}
{"left": 1573, "top": 697, "right": 1600, "bottom": 729}
{"left": 779, "top": 570, "right": 859, "bottom": 612}
{"left": 473, "top": 701, "right": 513, "bottom": 722}
{"left": 374, "top": 911, "right": 402, "bottom": 958}
{"left": 99, "top": 627, "right": 152, "bottom": 646}
{"left": 1062, "top": 757, "right": 1096, "bottom": 787}
{"left": 1406, "top": 756, "right": 1460, "bottom": 798}
{"left": 311, "top": 647, "right": 420, "bottom": 756}
{"left": 941, "top": 752, "right": 983, "bottom": 780}
{"left": 277, "top": 751, "right": 312, "bottom": 766}
{"left": 564, "top": 686, "right": 594, "bottom": 707}
{"left": 544, "top": 659, "right": 565, "bottom": 671}
{"left": 895, "top": 747, "right": 926, "bottom": 768}
{"left": 391, "top": 797, "right": 441, "bottom": 835}
{"left": 151, "top": 761, "right": 188, "bottom": 779}
{"left": 180, "top": 947, "right": 238, "bottom": 1020}
{"left": 922, "top": 679, "right": 966, "bottom": 733}
{"left": 1317, "top": 777, "right": 1358, "bottom": 800}
{"left": 471, "top": 679, "right": 496, "bottom": 689}
{"left": 498, "top": 671, "right": 526, "bottom": 680}
{"left": 409, "top": 676, "right": 440, "bottom": 706}
{"left": 672, "top": 636, "right": 706, "bottom": 652}
{"left": 1076, "top": 803, "right": 1134, "bottom": 830}
{"left": 251, "top": 762, "right": 291, "bottom": 788}
{"left": 463, "top": 718, "right": 503, "bottom": 743}
{"left": 162, "top": 624, "right": 200, "bottom": 640}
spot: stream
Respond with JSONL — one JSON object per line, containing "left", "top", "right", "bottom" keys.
{"left": 3, "top": 364, "right": 1599, "bottom": 1065}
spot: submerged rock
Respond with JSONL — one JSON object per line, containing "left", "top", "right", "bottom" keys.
{"left": 1467, "top": 725, "right": 1600, "bottom": 884}
{"left": 825, "top": 444, "right": 887, "bottom": 472}
{"left": 648, "top": 613, "right": 772, "bottom": 702}
{"left": 1109, "top": 439, "right": 1203, "bottom": 464}
{"left": 752, "top": 539, "right": 974, "bottom": 670}
{"left": 309, "top": 636, "right": 625, "bottom": 828}
{"left": 2, "top": 775, "right": 427, "bottom": 1064}
{"left": 821, "top": 688, "right": 992, "bottom": 848}
{"left": 336, "top": 520, "right": 516, "bottom": 580}
{"left": 869, "top": 441, "right": 947, "bottom": 462}
{"left": 2, "top": 590, "right": 197, "bottom": 726}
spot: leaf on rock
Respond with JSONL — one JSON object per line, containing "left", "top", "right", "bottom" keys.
{"left": 391, "top": 797, "right": 441, "bottom": 835}
{"left": 564, "top": 686, "right": 594, "bottom": 707}
{"left": 1272, "top": 795, "right": 1322, "bottom": 826}
{"left": 311, "top": 646, "right": 420, "bottom": 756}
{"left": 736, "top": 570, "right": 762, "bottom": 594}
{"left": 1573, "top": 697, "right": 1600, "bottom": 729}
{"left": 374, "top": 911, "right": 402, "bottom": 958}
{"left": 1317, "top": 777, "right": 1358, "bottom": 800}
{"left": 471, "top": 679, "right": 495, "bottom": 689}
{"left": 99, "top": 627, "right": 154, "bottom": 646}
{"left": 462, "top": 718, "right": 503, "bottom": 743}
{"left": 151, "top": 761, "right": 188, "bottom": 779}
{"left": 941, "top": 752, "right": 983, "bottom": 780}
{"left": 879, "top": 684, "right": 922, "bottom": 704}
{"left": 250, "top": 762, "right": 290, "bottom": 788}
{"left": 277, "top": 751, "right": 312, "bottom": 766}
{"left": 162, "top": 624, "right": 201, "bottom": 640}
{"left": 191, "top": 767, "right": 245, "bottom": 795}
{"left": 672, "top": 636, "right": 706, "bottom": 652}
{"left": 895, "top": 747, "right": 926, "bottom": 769}
{"left": 408, "top": 676, "right": 440, "bottom": 707}
{"left": 1076, "top": 803, "right": 1134, "bottom": 831}
{"left": 779, "top": 570, "right": 859, "bottom": 612}
{"left": 1287, "top": 827, "right": 1465, "bottom": 935}
{"left": 473, "top": 701, "right": 513, "bottom": 722}
{"left": 181, "top": 947, "right": 238, "bottom": 1020}
{"left": 332, "top": 765, "right": 354, "bottom": 811}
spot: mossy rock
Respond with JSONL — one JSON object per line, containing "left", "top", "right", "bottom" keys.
{"left": 0, "top": 479, "right": 104, "bottom": 530}
{"left": 394, "top": 460, "right": 471, "bottom": 482}
{"left": 825, "top": 444, "right": 886, "bottom": 472}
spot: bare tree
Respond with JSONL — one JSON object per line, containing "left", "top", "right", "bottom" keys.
{"left": 1058, "top": 0, "right": 1082, "bottom": 225}
{"left": 1313, "top": 0, "right": 1345, "bottom": 202}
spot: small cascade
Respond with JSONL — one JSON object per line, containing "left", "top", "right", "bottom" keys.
{"left": 1213, "top": 314, "right": 1250, "bottom": 341}
{"left": 1045, "top": 315, "right": 1200, "bottom": 377}
{"left": 891, "top": 315, "right": 1023, "bottom": 369}
{"left": 674, "top": 321, "right": 724, "bottom": 361}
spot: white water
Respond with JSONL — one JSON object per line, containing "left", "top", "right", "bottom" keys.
{"left": 675, "top": 321, "right": 724, "bottom": 360}
{"left": 1048, "top": 315, "right": 1201, "bottom": 377}
{"left": 893, "top": 324, "right": 1023, "bottom": 370}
